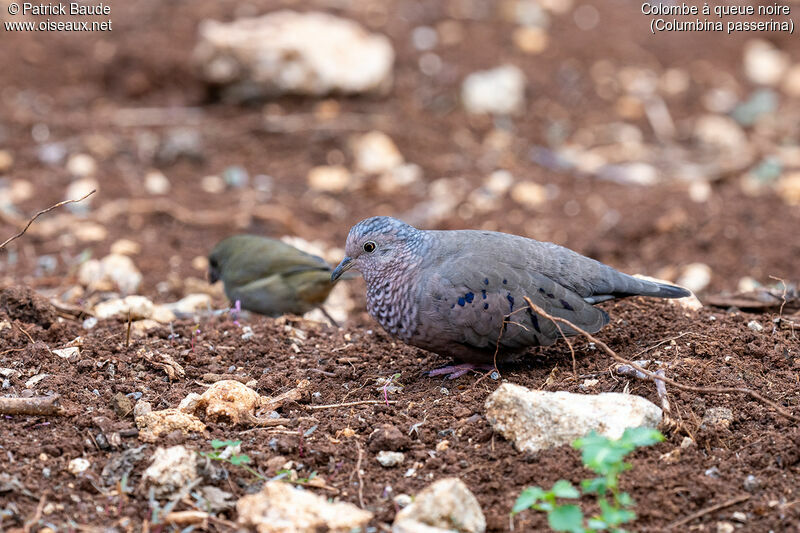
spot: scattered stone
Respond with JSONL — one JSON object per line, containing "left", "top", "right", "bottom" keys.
{"left": 194, "top": 11, "right": 394, "bottom": 100}
{"left": 680, "top": 437, "right": 695, "bottom": 449}
{"left": 200, "top": 175, "right": 225, "bottom": 193}
{"left": 156, "top": 128, "right": 204, "bottom": 165}
{"left": 743, "top": 474, "right": 760, "bottom": 492}
{"left": 484, "top": 383, "right": 662, "bottom": 453}
{"left": 597, "top": 162, "right": 658, "bottom": 186}
{"left": 66, "top": 154, "right": 97, "bottom": 178}
{"left": 307, "top": 165, "right": 352, "bottom": 193}
{"left": 111, "top": 392, "right": 134, "bottom": 418}
{"left": 165, "top": 293, "right": 212, "bottom": 315}
{"left": 393, "top": 478, "right": 485, "bottom": 533}
{"left": 743, "top": 39, "right": 789, "bottom": 86}
{"left": 676, "top": 263, "right": 712, "bottom": 294}
{"left": 376, "top": 163, "right": 422, "bottom": 194}
{"left": 93, "top": 295, "right": 155, "bottom": 320}
{"left": 731, "top": 89, "right": 778, "bottom": 126}
{"left": 510, "top": 181, "right": 546, "bottom": 208}
{"left": 150, "top": 306, "right": 177, "bottom": 324}
{"left": 67, "top": 458, "right": 90, "bottom": 475}
{"left": 110, "top": 239, "right": 142, "bottom": 256}
{"left": 143, "top": 446, "right": 201, "bottom": 497}
{"left": 701, "top": 407, "right": 734, "bottom": 431}
{"left": 747, "top": 320, "right": 764, "bottom": 332}
{"left": 130, "top": 319, "right": 162, "bottom": 338}
{"left": 352, "top": 131, "right": 404, "bottom": 174}
{"left": 101, "top": 446, "right": 146, "bottom": 487}
{"left": 136, "top": 409, "right": 206, "bottom": 443}
{"left": 144, "top": 170, "right": 171, "bottom": 195}
{"left": 194, "top": 380, "right": 260, "bottom": 425}
{"left": 78, "top": 254, "right": 143, "bottom": 295}
{"left": 376, "top": 451, "right": 405, "bottom": 468}
{"left": 694, "top": 114, "right": 747, "bottom": 150}
{"left": 462, "top": 65, "right": 526, "bottom": 115}
{"left": 368, "top": 424, "right": 409, "bottom": 452}
{"left": 223, "top": 166, "right": 249, "bottom": 188}
{"left": 776, "top": 172, "right": 800, "bottom": 206}
{"left": 0, "top": 150, "right": 13, "bottom": 173}
{"left": 237, "top": 480, "right": 373, "bottom": 532}
{"left": 716, "top": 521, "right": 735, "bottom": 533}
{"left": 732, "top": 511, "right": 747, "bottom": 523}
{"left": 65, "top": 178, "right": 99, "bottom": 214}
{"left": 512, "top": 26, "right": 548, "bottom": 54}
{"left": 72, "top": 222, "right": 108, "bottom": 242}
{"left": 782, "top": 64, "right": 800, "bottom": 97}
{"left": 52, "top": 347, "right": 80, "bottom": 360}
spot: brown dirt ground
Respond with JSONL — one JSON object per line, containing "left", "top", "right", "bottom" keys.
{"left": 1, "top": 1, "right": 799, "bottom": 532}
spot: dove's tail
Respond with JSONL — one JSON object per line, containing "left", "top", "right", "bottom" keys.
{"left": 583, "top": 272, "right": 691, "bottom": 304}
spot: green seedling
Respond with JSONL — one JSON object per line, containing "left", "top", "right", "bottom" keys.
{"left": 512, "top": 427, "right": 665, "bottom": 533}
{"left": 199, "top": 439, "right": 265, "bottom": 480}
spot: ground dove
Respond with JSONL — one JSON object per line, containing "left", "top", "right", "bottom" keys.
{"left": 332, "top": 217, "right": 690, "bottom": 375}
{"left": 209, "top": 235, "right": 342, "bottom": 320}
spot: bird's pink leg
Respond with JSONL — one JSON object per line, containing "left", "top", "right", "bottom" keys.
{"left": 426, "top": 363, "right": 495, "bottom": 379}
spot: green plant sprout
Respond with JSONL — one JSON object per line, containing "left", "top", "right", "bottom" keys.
{"left": 199, "top": 439, "right": 265, "bottom": 480}
{"left": 512, "top": 427, "right": 665, "bottom": 533}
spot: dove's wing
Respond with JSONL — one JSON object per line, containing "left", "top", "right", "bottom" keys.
{"left": 411, "top": 232, "right": 609, "bottom": 360}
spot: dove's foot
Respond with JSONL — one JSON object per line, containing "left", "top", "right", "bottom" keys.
{"left": 426, "top": 363, "right": 495, "bottom": 380}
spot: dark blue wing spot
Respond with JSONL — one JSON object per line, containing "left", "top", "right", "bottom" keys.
{"left": 538, "top": 287, "right": 546, "bottom": 294}
{"left": 457, "top": 297, "right": 466, "bottom": 307}
{"left": 465, "top": 292, "right": 474, "bottom": 303}
{"left": 506, "top": 293, "right": 515, "bottom": 312}
{"left": 481, "top": 289, "right": 487, "bottom": 299}
{"left": 483, "top": 303, "right": 489, "bottom": 310}
{"left": 547, "top": 293, "right": 554, "bottom": 299}
{"left": 527, "top": 308, "right": 541, "bottom": 332}
{"left": 450, "top": 303, "right": 455, "bottom": 309}
{"left": 503, "top": 279, "right": 508, "bottom": 285}
{"left": 484, "top": 278, "right": 489, "bottom": 285}
{"left": 560, "top": 299, "right": 574, "bottom": 311}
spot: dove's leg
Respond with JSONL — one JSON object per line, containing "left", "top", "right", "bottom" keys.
{"left": 426, "top": 363, "right": 495, "bottom": 379}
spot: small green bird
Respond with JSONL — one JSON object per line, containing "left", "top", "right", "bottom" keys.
{"left": 208, "top": 235, "right": 342, "bottom": 322}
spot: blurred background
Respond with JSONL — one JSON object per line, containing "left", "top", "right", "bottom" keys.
{"left": 0, "top": 0, "right": 798, "bottom": 315}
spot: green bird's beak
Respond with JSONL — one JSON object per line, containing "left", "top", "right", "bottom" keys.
{"left": 331, "top": 256, "right": 353, "bottom": 282}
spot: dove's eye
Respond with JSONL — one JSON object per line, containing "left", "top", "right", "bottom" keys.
{"left": 363, "top": 241, "right": 376, "bottom": 253}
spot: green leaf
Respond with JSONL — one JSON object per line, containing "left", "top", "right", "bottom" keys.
{"left": 512, "top": 487, "right": 546, "bottom": 514}
{"left": 621, "top": 427, "right": 664, "bottom": 448}
{"left": 587, "top": 518, "right": 608, "bottom": 530}
{"left": 548, "top": 504, "right": 585, "bottom": 532}
{"left": 616, "top": 492, "right": 634, "bottom": 507}
{"left": 598, "top": 498, "right": 636, "bottom": 526}
{"left": 581, "top": 477, "right": 607, "bottom": 495}
{"left": 229, "top": 454, "right": 252, "bottom": 466}
{"left": 210, "top": 439, "right": 241, "bottom": 449}
{"left": 552, "top": 480, "right": 580, "bottom": 499}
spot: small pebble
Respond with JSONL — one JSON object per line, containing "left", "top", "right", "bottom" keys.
{"left": 731, "top": 511, "right": 747, "bottom": 523}
{"left": 747, "top": 320, "right": 764, "bottom": 332}
{"left": 376, "top": 451, "right": 405, "bottom": 467}
{"left": 82, "top": 317, "right": 98, "bottom": 330}
{"left": 440, "top": 387, "right": 449, "bottom": 395}
{"left": 743, "top": 474, "right": 759, "bottom": 492}
{"left": 68, "top": 457, "right": 91, "bottom": 475}
{"left": 705, "top": 466, "right": 720, "bottom": 478}
{"left": 241, "top": 326, "right": 254, "bottom": 340}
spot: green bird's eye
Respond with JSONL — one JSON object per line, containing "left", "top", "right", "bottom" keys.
{"left": 363, "top": 241, "right": 376, "bottom": 253}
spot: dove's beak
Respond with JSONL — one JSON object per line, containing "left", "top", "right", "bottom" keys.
{"left": 331, "top": 256, "right": 353, "bottom": 282}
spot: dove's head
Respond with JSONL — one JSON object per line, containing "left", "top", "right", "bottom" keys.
{"left": 331, "top": 216, "right": 425, "bottom": 282}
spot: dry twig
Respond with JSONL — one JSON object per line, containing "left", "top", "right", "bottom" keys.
{"left": 355, "top": 442, "right": 365, "bottom": 509}
{"left": 666, "top": 494, "right": 750, "bottom": 529}
{"left": 0, "top": 395, "right": 63, "bottom": 416}
{"left": 23, "top": 493, "right": 47, "bottom": 533}
{"left": 308, "top": 400, "right": 397, "bottom": 410}
{"left": 521, "top": 296, "right": 799, "bottom": 423}
{"left": 0, "top": 190, "right": 96, "bottom": 250}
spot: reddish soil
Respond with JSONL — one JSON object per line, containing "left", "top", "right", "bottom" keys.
{"left": 1, "top": 1, "right": 799, "bottom": 532}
